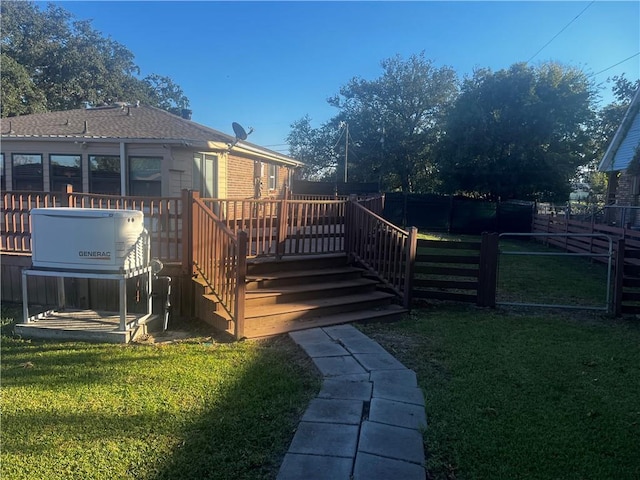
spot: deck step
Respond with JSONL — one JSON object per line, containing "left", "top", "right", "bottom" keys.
{"left": 244, "top": 304, "right": 408, "bottom": 338}
{"left": 247, "top": 253, "right": 348, "bottom": 275}
{"left": 246, "top": 266, "right": 365, "bottom": 289}
{"left": 244, "top": 291, "right": 395, "bottom": 324}
{"left": 245, "top": 278, "right": 378, "bottom": 306}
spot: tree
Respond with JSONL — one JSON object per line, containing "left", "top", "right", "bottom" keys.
{"left": 0, "top": 1, "right": 189, "bottom": 116}
{"left": 437, "top": 62, "right": 597, "bottom": 201}
{"left": 287, "top": 115, "right": 341, "bottom": 181}
{"left": 288, "top": 53, "right": 458, "bottom": 191}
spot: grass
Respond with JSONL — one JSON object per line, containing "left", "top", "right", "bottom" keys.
{"left": 0, "top": 306, "right": 320, "bottom": 480}
{"left": 497, "top": 239, "right": 610, "bottom": 308}
{"left": 360, "top": 305, "right": 640, "bottom": 480}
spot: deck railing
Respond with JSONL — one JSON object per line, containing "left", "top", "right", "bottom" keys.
{"left": 191, "top": 193, "right": 246, "bottom": 338}
{"left": 345, "top": 200, "right": 417, "bottom": 308}
{"left": 1, "top": 191, "right": 66, "bottom": 252}
{"left": 201, "top": 197, "right": 347, "bottom": 257}
{"left": 1, "top": 188, "right": 183, "bottom": 263}
{"left": 68, "top": 192, "right": 183, "bottom": 263}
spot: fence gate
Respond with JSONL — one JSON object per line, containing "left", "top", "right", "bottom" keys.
{"left": 496, "top": 233, "right": 614, "bottom": 312}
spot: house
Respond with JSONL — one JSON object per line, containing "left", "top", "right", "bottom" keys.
{"left": 0, "top": 104, "right": 303, "bottom": 199}
{"left": 598, "top": 88, "right": 640, "bottom": 225}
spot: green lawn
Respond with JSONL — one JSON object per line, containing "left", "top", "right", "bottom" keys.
{"left": 0, "top": 308, "right": 320, "bottom": 480}
{"left": 360, "top": 306, "right": 640, "bottom": 480}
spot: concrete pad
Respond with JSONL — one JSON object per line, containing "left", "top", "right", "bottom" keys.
{"left": 372, "top": 382, "right": 425, "bottom": 407}
{"left": 370, "top": 369, "right": 418, "bottom": 388}
{"left": 288, "top": 421, "right": 359, "bottom": 457}
{"left": 319, "top": 378, "right": 373, "bottom": 401}
{"left": 353, "top": 352, "right": 406, "bottom": 372}
{"left": 353, "top": 452, "right": 426, "bottom": 480}
{"left": 368, "top": 397, "right": 427, "bottom": 430}
{"left": 297, "top": 340, "right": 350, "bottom": 358}
{"left": 277, "top": 453, "right": 353, "bottom": 480}
{"left": 302, "top": 398, "right": 364, "bottom": 425}
{"left": 313, "top": 356, "right": 368, "bottom": 377}
{"left": 289, "top": 328, "right": 333, "bottom": 345}
{"left": 358, "top": 421, "right": 425, "bottom": 465}
{"left": 339, "top": 337, "right": 390, "bottom": 355}
{"left": 323, "top": 324, "right": 371, "bottom": 343}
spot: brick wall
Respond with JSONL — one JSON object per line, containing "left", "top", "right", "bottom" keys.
{"left": 226, "top": 155, "right": 291, "bottom": 199}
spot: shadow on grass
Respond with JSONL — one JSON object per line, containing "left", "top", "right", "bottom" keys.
{"left": 149, "top": 338, "right": 320, "bottom": 480}
{"left": 1, "top": 326, "right": 319, "bottom": 480}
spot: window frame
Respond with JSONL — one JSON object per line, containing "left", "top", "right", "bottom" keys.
{"left": 49, "top": 154, "right": 82, "bottom": 193}
{"left": 89, "top": 154, "right": 121, "bottom": 195}
{"left": 128, "top": 156, "right": 162, "bottom": 197}
{"left": 267, "top": 163, "right": 278, "bottom": 191}
{"left": 12, "top": 153, "right": 43, "bottom": 191}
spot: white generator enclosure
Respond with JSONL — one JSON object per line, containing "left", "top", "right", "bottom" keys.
{"left": 31, "top": 208, "right": 149, "bottom": 272}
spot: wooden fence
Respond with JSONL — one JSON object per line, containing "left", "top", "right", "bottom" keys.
{"left": 412, "top": 234, "right": 498, "bottom": 307}
{"left": 533, "top": 213, "right": 640, "bottom": 315}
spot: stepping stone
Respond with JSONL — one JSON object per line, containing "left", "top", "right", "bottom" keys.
{"left": 288, "top": 421, "right": 359, "bottom": 457}
{"left": 370, "top": 369, "right": 418, "bottom": 388}
{"left": 372, "top": 382, "right": 425, "bottom": 407}
{"left": 368, "top": 397, "right": 427, "bottom": 430}
{"left": 358, "top": 421, "right": 424, "bottom": 465}
{"left": 353, "top": 352, "right": 406, "bottom": 371}
{"left": 277, "top": 453, "right": 353, "bottom": 480}
{"left": 319, "top": 377, "right": 373, "bottom": 401}
{"left": 302, "top": 398, "right": 364, "bottom": 425}
{"left": 353, "top": 452, "right": 426, "bottom": 480}
{"left": 313, "top": 355, "right": 368, "bottom": 376}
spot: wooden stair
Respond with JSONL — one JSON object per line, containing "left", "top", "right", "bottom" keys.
{"left": 193, "top": 253, "right": 407, "bottom": 338}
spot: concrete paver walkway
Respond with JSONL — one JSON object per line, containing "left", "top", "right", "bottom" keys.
{"left": 277, "top": 324, "right": 426, "bottom": 480}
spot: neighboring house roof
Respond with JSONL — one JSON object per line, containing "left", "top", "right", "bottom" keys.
{"left": 598, "top": 88, "right": 640, "bottom": 172}
{"left": 0, "top": 104, "right": 303, "bottom": 167}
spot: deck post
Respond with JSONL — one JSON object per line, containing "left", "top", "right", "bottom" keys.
{"left": 478, "top": 232, "right": 499, "bottom": 308}
{"left": 181, "top": 189, "right": 194, "bottom": 275}
{"left": 403, "top": 226, "right": 418, "bottom": 310}
{"left": 613, "top": 238, "right": 625, "bottom": 316}
{"left": 184, "top": 190, "right": 197, "bottom": 319}
{"left": 276, "top": 198, "right": 289, "bottom": 259}
{"left": 235, "top": 230, "right": 248, "bottom": 339}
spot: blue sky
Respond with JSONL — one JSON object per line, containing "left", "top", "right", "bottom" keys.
{"left": 55, "top": 1, "right": 639, "bottom": 152}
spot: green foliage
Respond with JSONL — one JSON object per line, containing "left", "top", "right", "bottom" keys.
{"left": 289, "top": 53, "right": 458, "bottom": 191}
{"left": 0, "top": 1, "right": 189, "bottom": 117}
{"left": 437, "top": 62, "right": 597, "bottom": 201}
{"left": 287, "top": 115, "right": 341, "bottom": 181}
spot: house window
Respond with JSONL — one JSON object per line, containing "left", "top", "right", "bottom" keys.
{"left": 50, "top": 154, "right": 82, "bottom": 192}
{"left": 193, "top": 153, "right": 217, "bottom": 198}
{"left": 267, "top": 164, "right": 278, "bottom": 191}
{"left": 129, "top": 157, "right": 162, "bottom": 197}
{"left": 12, "top": 154, "right": 43, "bottom": 191}
{"left": 89, "top": 155, "right": 120, "bottom": 195}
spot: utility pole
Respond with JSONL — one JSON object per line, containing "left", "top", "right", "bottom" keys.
{"left": 344, "top": 122, "right": 348, "bottom": 183}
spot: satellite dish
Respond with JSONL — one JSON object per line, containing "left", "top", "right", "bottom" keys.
{"left": 232, "top": 122, "right": 248, "bottom": 141}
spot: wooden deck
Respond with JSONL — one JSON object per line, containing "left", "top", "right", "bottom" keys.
{"left": 14, "top": 309, "right": 162, "bottom": 343}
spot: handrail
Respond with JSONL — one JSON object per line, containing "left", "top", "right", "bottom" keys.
{"left": 0, "top": 189, "right": 183, "bottom": 263}
{"left": 191, "top": 193, "right": 246, "bottom": 338}
{"left": 345, "top": 200, "right": 417, "bottom": 308}
{"left": 201, "top": 197, "right": 348, "bottom": 257}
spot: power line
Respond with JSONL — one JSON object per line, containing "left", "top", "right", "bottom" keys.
{"left": 589, "top": 52, "right": 640, "bottom": 77}
{"left": 526, "top": 1, "right": 595, "bottom": 64}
